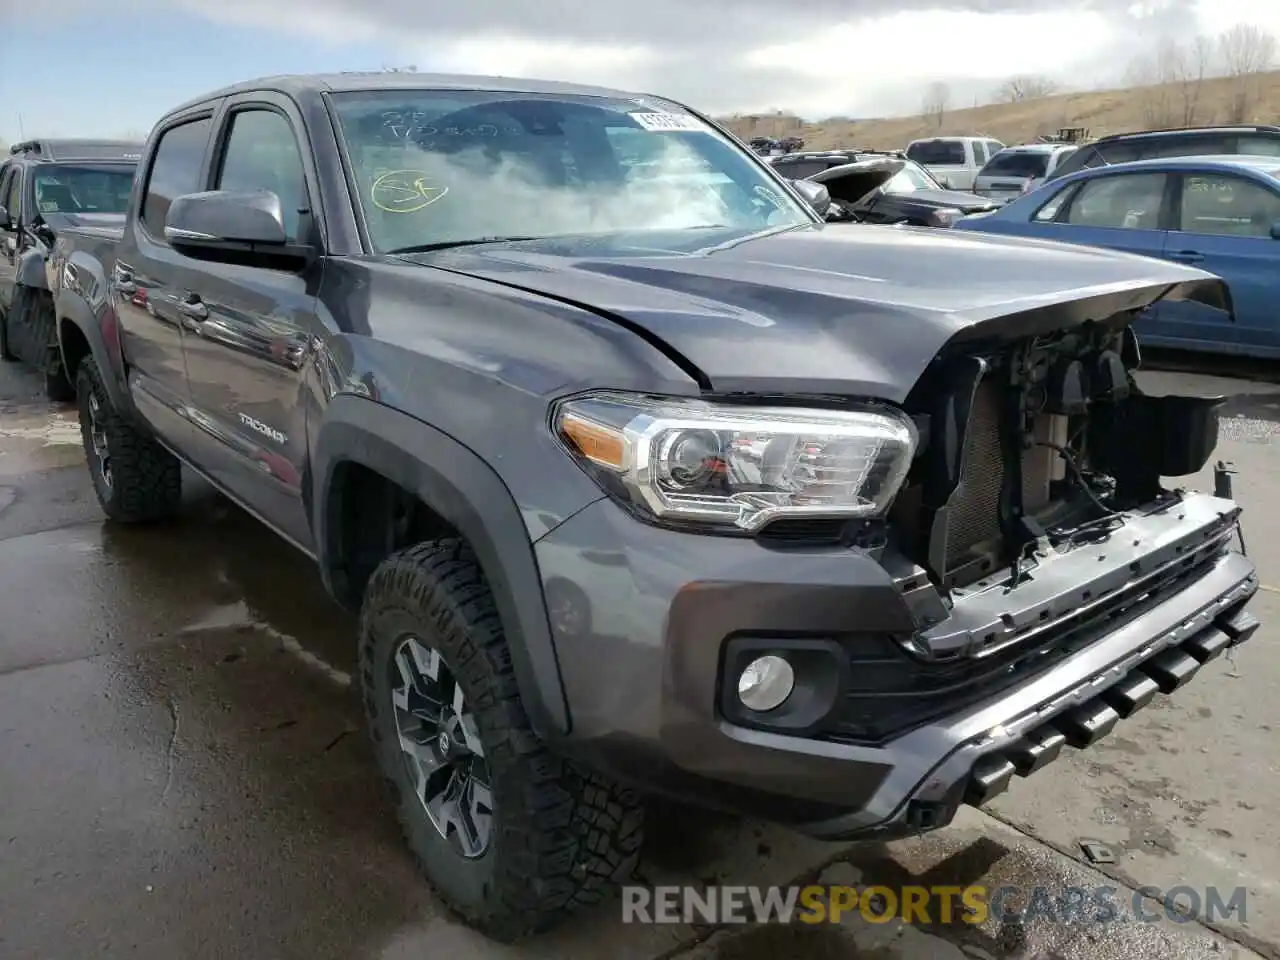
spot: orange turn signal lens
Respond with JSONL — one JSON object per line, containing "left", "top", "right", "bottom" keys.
{"left": 561, "top": 412, "right": 625, "bottom": 469}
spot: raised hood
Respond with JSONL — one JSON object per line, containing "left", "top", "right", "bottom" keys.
{"left": 403, "top": 225, "right": 1227, "bottom": 402}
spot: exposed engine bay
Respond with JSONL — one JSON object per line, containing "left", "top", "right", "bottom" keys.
{"left": 882, "top": 314, "right": 1231, "bottom": 657}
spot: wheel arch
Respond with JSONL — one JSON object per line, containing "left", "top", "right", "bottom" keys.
{"left": 312, "top": 394, "right": 571, "bottom": 738}
{"left": 55, "top": 289, "right": 132, "bottom": 416}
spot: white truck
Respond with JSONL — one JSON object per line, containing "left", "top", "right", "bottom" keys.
{"left": 905, "top": 136, "right": 1004, "bottom": 190}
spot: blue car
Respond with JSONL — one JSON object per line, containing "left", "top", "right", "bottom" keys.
{"left": 953, "top": 155, "right": 1280, "bottom": 358}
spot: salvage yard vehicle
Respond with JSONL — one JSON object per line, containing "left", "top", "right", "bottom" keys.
{"left": 1042, "top": 124, "right": 1280, "bottom": 186}
{"left": 800, "top": 154, "right": 1000, "bottom": 226}
{"left": 904, "top": 136, "right": 1005, "bottom": 190}
{"left": 0, "top": 139, "right": 140, "bottom": 397}
{"left": 49, "top": 72, "right": 1260, "bottom": 941}
{"left": 973, "top": 143, "right": 1078, "bottom": 204}
{"left": 954, "top": 155, "right": 1280, "bottom": 359}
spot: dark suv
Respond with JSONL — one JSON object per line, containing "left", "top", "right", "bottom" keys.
{"left": 1044, "top": 124, "right": 1280, "bottom": 183}
{"left": 0, "top": 140, "right": 140, "bottom": 396}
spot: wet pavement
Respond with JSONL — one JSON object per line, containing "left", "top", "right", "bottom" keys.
{"left": 0, "top": 355, "right": 1276, "bottom": 960}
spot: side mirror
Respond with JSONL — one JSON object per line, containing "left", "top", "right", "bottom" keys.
{"left": 165, "top": 190, "right": 289, "bottom": 250}
{"left": 0, "top": 204, "right": 9, "bottom": 228}
{"left": 1271, "top": 218, "right": 1280, "bottom": 240}
{"left": 792, "top": 179, "right": 831, "bottom": 218}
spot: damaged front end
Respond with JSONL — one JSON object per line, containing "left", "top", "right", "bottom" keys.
{"left": 815, "top": 275, "right": 1257, "bottom": 747}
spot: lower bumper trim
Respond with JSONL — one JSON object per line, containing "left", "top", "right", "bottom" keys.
{"left": 1142, "top": 648, "right": 1202, "bottom": 693}
{"left": 959, "top": 596, "right": 1259, "bottom": 814}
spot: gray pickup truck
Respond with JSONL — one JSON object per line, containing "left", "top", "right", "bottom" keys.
{"left": 48, "top": 72, "right": 1260, "bottom": 941}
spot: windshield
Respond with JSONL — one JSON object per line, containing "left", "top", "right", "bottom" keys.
{"left": 980, "top": 150, "right": 1051, "bottom": 178}
{"left": 33, "top": 163, "right": 135, "bottom": 214}
{"left": 328, "top": 90, "right": 811, "bottom": 252}
{"left": 883, "top": 161, "right": 939, "bottom": 193}
{"left": 906, "top": 140, "right": 966, "bottom": 165}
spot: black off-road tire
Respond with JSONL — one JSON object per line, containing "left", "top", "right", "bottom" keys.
{"left": 75, "top": 355, "right": 182, "bottom": 522}
{"left": 359, "top": 539, "right": 644, "bottom": 942}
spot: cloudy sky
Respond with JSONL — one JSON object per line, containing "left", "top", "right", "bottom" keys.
{"left": 2, "top": 0, "right": 1278, "bottom": 141}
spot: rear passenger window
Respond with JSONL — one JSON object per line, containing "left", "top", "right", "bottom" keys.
{"left": 1140, "top": 136, "right": 1231, "bottom": 159}
{"left": 1064, "top": 173, "right": 1167, "bottom": 229}
{"left": 1237, "top": 135, "right": 1280, "bottom": 157}
{"left": 142, "top": 116, "right": 213, "bottom": 240}
{"left": 215, "top": 109, "right": 309, "bottom": 241}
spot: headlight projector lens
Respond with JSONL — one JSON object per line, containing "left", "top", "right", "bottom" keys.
{"left": 737, "top": 655, "right": 795, "bottom": 712}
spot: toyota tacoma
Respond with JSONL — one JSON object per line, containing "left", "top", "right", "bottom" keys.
{"left": 47, "top": 72, "right": 1260, "bottom": 941}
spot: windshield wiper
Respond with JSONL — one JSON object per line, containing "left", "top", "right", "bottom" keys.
{"left": 387, "top": 236, "right": 543, "bottom": 255}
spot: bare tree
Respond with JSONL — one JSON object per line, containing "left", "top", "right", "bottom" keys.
{"left": 921, "top": 82, "right": 949, "bottom": 130}
{"left": 1171, "top": 35, "right": 1215, "bottom": 125}
{"left": 994, "top": 74, "right": 1058, "bottom": 103}
{"left": 1124, "top": 48, "right": 1178, "bottom": 127}
{"left": 1219, "top": 23, "right": 1277, "bottom": 122}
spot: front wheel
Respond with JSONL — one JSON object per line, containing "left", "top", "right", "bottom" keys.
{"left": 359, "top": 540, "right": 644, "bottom": 942}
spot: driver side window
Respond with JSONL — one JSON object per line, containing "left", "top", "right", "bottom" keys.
{"left": 215, "top": 109, "right": 309, "bottom": 241}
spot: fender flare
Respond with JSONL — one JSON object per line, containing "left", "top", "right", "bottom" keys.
{"left": 17, "top": 248, "right": 50, "bottom": 290}
{"left": 312, "top": 394, "right": 571, "bottom": 738}
{"left": 54, "top": 288, "right": 132, "bottom": 416}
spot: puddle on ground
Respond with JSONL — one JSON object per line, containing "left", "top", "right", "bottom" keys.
{"left": 0, "top": 409, "right": 86, "bottom": 476}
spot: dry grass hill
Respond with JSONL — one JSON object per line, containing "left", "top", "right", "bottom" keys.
{"left": 720, "top": 69, "right": 1280, "bottom": 150}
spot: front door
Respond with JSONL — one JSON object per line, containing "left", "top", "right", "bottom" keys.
{"left": 1154, "top": 170, "right": 1280, "bottom": 356}
{"left": 177, "top": 97, "right": 323, "bottom": 551}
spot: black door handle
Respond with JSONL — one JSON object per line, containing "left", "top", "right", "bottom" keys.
{"left": 1167, "top": 250, "right": 1205, "bottom": 264}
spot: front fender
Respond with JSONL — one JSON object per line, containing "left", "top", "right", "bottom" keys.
{"left": 312, "top": 394, "right": 571, "bottom": 738}
{"left": 53, "top": 258, "right": 133, "bottom": 417}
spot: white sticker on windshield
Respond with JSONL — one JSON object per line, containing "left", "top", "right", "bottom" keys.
{"left": 630, "top": 112, "right": 706, "bottom": 133}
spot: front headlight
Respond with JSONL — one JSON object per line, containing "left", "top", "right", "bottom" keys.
{"left": 554, "top": 392, "right": 917, "bottom": 533}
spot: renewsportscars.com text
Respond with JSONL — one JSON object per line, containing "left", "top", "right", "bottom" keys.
{"left": 622, "top": 884, "right": 1248, "bottom": 926}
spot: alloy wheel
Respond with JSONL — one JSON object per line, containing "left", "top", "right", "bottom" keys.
{"left": 87, "top": 392, "right": 113, "bottom": 489}
{"left": 389, "top": 635, "right": 493, "bottom": 858}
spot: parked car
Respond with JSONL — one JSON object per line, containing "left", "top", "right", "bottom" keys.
{"left": 904, "top": 136, "right": 1005, "bottom": 189}
{"left": 0, "top": 139, "right": 140, "bottom": 397}
{"left": 1042, "top": 125, "right": 1280, "bottom": 186}
{"left": 954, "top": 155, "right": 1280, "bottom": 358}
{"left": 49, "top": 72, "right": 1258, "bottom": 942}
{"left": 974, "top": 143, "right": 1078, "bottom": 204}
{"left": 801, "top": 154, "right": 1000, "bottom": 226}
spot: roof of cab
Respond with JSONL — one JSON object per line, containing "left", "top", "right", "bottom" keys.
{"left": 166, "top": 72, "right": 657, "bottom": 116}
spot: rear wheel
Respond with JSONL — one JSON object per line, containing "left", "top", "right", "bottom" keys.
{"left": 359, "top": 540, "right": 644, "bottom": 941}
{"left": 75, "top": 356, "right": 182, "bottom": 522}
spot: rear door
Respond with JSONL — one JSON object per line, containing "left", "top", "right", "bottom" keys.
{"left": 176, "top": 93, "right": 324, "bottom": 550}
{"left": 115, "top": 110, "right": 216, "bottom": 447}
{"left": 1153, "top": 170, "right": 1280, "bottom": 356}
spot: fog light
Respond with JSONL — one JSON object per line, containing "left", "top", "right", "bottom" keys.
{"left": 737, "top": 655, "right": 795, "bottom": 712}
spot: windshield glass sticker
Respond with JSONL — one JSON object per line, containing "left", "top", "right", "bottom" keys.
{"left": 630, "top": 112, "right": 706, "bottom": 133}
{"left": 371, "top": 170, "right": 449, "bottom": 213}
